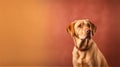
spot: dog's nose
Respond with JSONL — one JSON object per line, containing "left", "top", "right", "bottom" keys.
{"left": 87, "top": 30, "right": 91, "bottom": 34}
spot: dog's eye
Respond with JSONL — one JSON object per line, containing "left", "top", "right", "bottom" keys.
{"left": 87, "top": 24, "right": 90, "bottom": 27}
{"left": 78, "top": 24, "right": 82, "bottom": 28}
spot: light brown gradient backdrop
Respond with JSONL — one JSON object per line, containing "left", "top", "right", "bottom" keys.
{"left": 0, "top": 0, "right": 120, "bottom": 66}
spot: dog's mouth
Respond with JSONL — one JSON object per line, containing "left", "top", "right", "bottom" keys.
{"left": 78, "top": 31, "right": 91, "bottom": 51}
{"left": 79, "top": 38, "right": 90, "bottom": 51}
{"left": 78, "top": 30, "right": 91, "bottom": 40}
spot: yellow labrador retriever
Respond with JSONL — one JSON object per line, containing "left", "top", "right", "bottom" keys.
{"left": 66, "top": 19, "right": 109, "bottom": 67}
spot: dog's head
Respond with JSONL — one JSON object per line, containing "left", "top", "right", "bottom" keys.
{"left": 67, "top": 19, "right": 97, "bottom": 40}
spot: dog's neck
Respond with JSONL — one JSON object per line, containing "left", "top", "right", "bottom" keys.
{"left": 74, "top": 37, "right": 92, "bottom": 51}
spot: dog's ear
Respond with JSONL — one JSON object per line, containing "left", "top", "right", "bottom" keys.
{"left": 90, "top": 22, "right": 97, "bottom": 36}
{"left": 66, "top": 22, "right": 75, "bottom": 37}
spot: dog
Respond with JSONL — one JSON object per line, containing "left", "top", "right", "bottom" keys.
{"left": 66, "top": 19, "right": 109, "bottom": 67}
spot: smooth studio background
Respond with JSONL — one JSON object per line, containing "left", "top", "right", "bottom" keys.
{"left": 0, "top": 0, "right": 120, "bottom": 67}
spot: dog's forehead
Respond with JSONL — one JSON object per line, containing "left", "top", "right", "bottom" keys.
{"left": 74, "top": 20, "right": 89, "bottom": 27}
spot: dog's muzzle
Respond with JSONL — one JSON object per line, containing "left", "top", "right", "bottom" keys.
{"left": 86, "top": 30, "right": 91, "bottom": 39}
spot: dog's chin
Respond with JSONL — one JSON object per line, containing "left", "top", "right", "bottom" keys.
{"left": 79, "top": 35, "right": 91, "bottom": 40}
{"left": 79, "top": 35, "right": 87, "bottom": 40}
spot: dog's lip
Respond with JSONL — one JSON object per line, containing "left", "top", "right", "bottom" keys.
{"left": 79, "top": 35, "right": 87, "bottom": 40}
{"left": 79, "top": 34, "right": 91, "bottom": 40}
{"left": 80, "top": 38, "right": 86, "bottom": 40}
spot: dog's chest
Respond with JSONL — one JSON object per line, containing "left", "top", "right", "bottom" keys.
{"left": 77, "top": 51, "right": 89, "bottom": 63}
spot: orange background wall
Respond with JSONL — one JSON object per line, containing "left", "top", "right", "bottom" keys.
{"left": 0, "top": 0, "right": 120, "bottom": 66}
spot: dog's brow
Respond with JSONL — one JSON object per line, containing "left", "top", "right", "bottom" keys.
{"left": 86, "top": 23, "right": 90, "bottom": 27}
{"left": 81, "top": 22, "right": 84, "bottom": 25}
{"left": 78, "top": 23, "right": 84, "bottom": 27}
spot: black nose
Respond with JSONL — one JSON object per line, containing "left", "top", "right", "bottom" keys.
{"left": 87, "top": 30, "right": 91, "bottom": 39}
{"left": 87, "top": 30, "right": 91, "bottom": 34}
